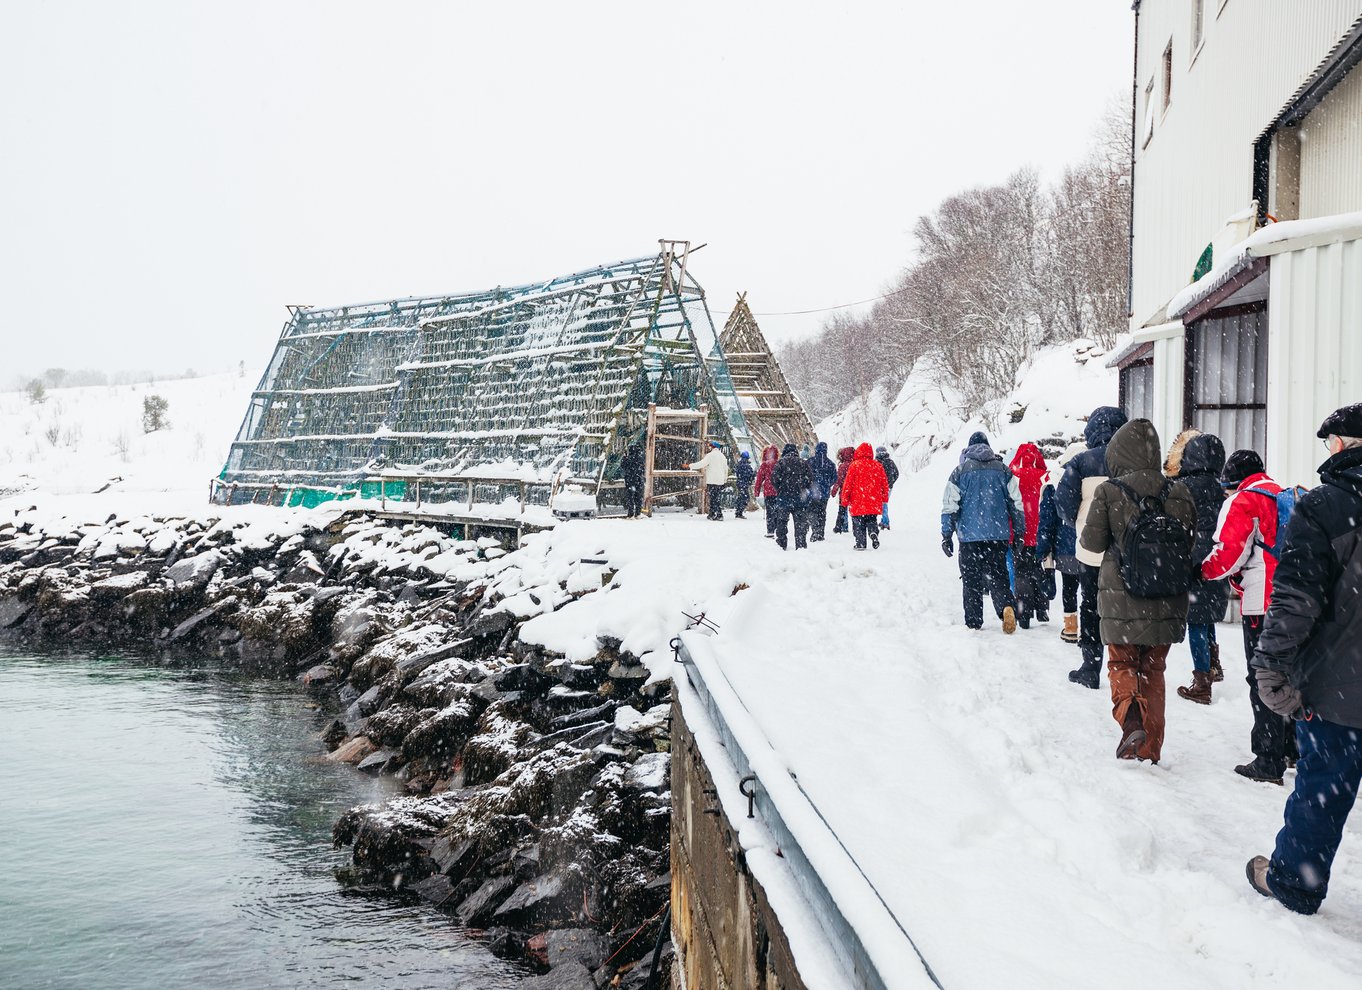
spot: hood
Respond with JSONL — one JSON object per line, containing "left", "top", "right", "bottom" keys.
{"left": 1058, "top": 440, "right": 1086, "bottom": 468}
{"left": 1180, "top": 433, "right": 1226, "bottom": 477}
{"left": 963, "top": 441, "right": 998, "bottom": 464}
{"left": 1320, "top": 446, "right": 1362, "bottom": 498}
{"left": 1084, "top": 406, "right": 1128, "bottom": 449}
{"left": 761, "top": 445, "right": 780, "bottom": 464}
{"left": 1105, "top": 419, "right": 1163, "bottom": 478}
{"left": 781, "top": 443, "right": 800, "bottom": 458}
{"left": 875, "top": 446, "right": 890, "bottom": 458}
{"left": 967, "top": 431, "right": 989, "bottom": 447}
{"left": 815, "top": 442, "right": 829, "bottom": 458}
{"left": 1162, "top": 428, "right": 1201, "bottom": 477}
{"left": 837, "top": 446, "right": 855, "bottom": 463}
{"left": 1010, "top": 442, "right": 1046, "bottom": 475}
{"left": 854, "top": 442, "right": 874, "bottom": 460}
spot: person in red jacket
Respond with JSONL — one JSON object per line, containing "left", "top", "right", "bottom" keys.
{"left": 831, "top": 446, "right": 855, "bottom": 534}
{"left": 1009, "top": 442, "right": 1051, "bottom": 628}
{"left": 840, "top": 443, "right": 890, "bottom": 550}
{"left": 753, "top": 445, "right": 781, "bottom": 539}
{"left": 1202, "top": 449, "right": 1295, "bottom": 783}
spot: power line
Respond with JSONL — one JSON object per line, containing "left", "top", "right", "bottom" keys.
{"left": 750, "top": 283, "right": 911, "bottom": 317}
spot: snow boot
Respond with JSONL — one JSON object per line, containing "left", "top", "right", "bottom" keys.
{"left": 1061, "top": 614, "right": 1078, "bottom": 643}
{"left": 1036, "top": 609, "right": 1050, "bottom": 623}
{"left": 1117, "top": 704, "right": 1146, "bottom": 760}
{"left": 1246, "top": 855, "right": 1281, "bottom": 903}
{"left": 1068, "top": 656, "right": 1101, "bottom": 689}
{"left": 1176, "top": 669, "right": 1213, "bottom": 705}
{"left": 1209, "top": 641, "right": 1224, "bottom": 683}
{"left": 1234, "top": 758, "right": 1285, "bottom": 786}
{"left": 1002, "top": 606, "right": 1017, "bottom": 635}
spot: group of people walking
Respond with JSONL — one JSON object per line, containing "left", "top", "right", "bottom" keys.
{"left": 943, "top": 401, "right": 1362, "bottom": 917}
{"left": 751, "top": 441, "right": 899, "bottom": 550}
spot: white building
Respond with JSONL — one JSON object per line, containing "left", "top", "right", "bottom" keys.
{"left": 1111, "top": 1, "right": 1362, "bottom": 487}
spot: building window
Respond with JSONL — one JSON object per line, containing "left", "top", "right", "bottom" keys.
{"left": 1191, "top": 0, "right": 1205, "bottom": 58}
{"left": 1120, "top": 359, "right": 1155, "bottom": 423}
{"left": 1185, "top": 305, "right": 1268, "bottom": 454}
{"left": 1162, "top": 41, "right": 1174, "bottom": 112}
{"left": 1143, "top": 77, "right": 1156, "bottom": 147}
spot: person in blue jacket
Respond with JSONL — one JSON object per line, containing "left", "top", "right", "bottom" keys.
{"left": 1037, "top": 442, "right": 1086, "bottom": 645}
{"left": 733, "top": 451, "right": 755, "bottom": 520}
{"left": 1056, "top": 406, "right": 1128, "bottom": 687}
{"left": 941, "top": 433, "right": 1027, "bottom": 633}
{"left": 806, "top": 441, "right": 839, "bottom": 541}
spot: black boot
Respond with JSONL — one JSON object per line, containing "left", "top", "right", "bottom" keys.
{"left": 1234, "top": 758, "right": 1285, "bottom": 785}
{"left": 1068, "top": 656, "right": 1101, "bottom": 689}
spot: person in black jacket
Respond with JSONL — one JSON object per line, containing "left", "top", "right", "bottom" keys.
{"left": 876, "top": 446, "right": 900, "bottom": 530}
{"left": 807, "top": 442, "right": 839, "bottom": 541}
{"left": 733, "top": 451, "right": 755, "bottom": 519}
{"left": 770, "top": 443, "right": 813, "bottom": 550}
{"left": 1165, "top": 430, "right": 1230, "bottom": 704}
{"left": 1246, "top": 404, "right": 1362, "bottom": 915}
{"left": 621, "top": 443, "right": 646, "bottom": 518}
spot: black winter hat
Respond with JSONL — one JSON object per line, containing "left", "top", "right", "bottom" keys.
{"left": 967, "top": 431, "right": 989, "bottom": 446}
{"left": 1317, "top": 402, "right": 1362, "bottom": 439}
{"left": 1221, "top": 449, "right": 1265, "bottom": 487}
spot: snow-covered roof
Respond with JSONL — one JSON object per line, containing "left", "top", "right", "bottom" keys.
{"left": 1168, "top": 209, "right": 1362, "bottom": 319}
{"left": 1104, "top": 321, "right": 1183, "bottom": 368}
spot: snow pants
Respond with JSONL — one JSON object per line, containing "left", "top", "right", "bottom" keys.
{"left": 958, "top": 540, "right": 1014, "bottom": 629}
{"left": 623, "top": 484, "right": 643, "bottom": 518}
{"left": 807, "top": 497, "right": 829, "bottom": 541}
{"left": 851, "top": 514, "right": 879, "bottom": 550}
{"left": 771, "top": 504, "right": 808, "bottom": 549}
{"left": 706, "top": 485, "right": 724, "bottom": 520}
{"left": 1243, "top": 615, "right": 1297, "bottom": 774}
{"left": 735, "top": 485, "right": 751, "bottom": 519}
{"left": 764, "top": 497, "right": 777, "bottom": 535}
{"left": 1079, "top": 565, "right": 1102, "bottom": 664}
{"left": 1268, "top": 716, "right": 1362, "bottom": 915}
{"left": 1013, "top": 546, "right": 1048, "bottom": 623}
{"left": 1108, "top": 644, "right": 1168, "bottom": 763}
{"left": 833, "top": 504, "right": 849, "bottom": 533}
{"left": 1060, "top": 571, "right": 1079, "bottom": 614}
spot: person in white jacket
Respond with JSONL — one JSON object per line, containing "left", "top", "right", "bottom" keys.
{"left": 685, "top": 441, "right": 730, "bottom": 521}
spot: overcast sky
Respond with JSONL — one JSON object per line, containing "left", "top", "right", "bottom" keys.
{"left": 1, "top": 1, "right": 1132, "bottom": 381}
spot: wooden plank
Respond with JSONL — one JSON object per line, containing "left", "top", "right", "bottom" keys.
{"left": 643, "top": 403, "right": 657, "bottom": 515}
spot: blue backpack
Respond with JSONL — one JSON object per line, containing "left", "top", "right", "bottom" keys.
{"left": 1245, "top": 484, "right": 1309, "bottom": 559}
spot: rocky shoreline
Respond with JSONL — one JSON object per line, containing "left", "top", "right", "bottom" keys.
{"left": 0, "top": 507, "right": 674, "bottom": 989}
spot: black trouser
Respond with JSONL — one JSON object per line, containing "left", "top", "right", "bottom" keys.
{"left": 833, "top": 504, "right": 849, "bottom": 533}
{"left": 706, "top": 484, "right": 723, "bottom": 520}
{"left": 771, "top": 504, "right": 809, "bottom": 549}
{"left": 735, "top": 485, "right": 750, "bottom": 518}
{"left": 1061, "top": 571, "right": 1079, "bottom": 613}
{"left": 1079, "top": 564, "right": 1101, "bottom": 663}
{"left": 1243, "top": 615, "right": 1297, "bottom": 772}
{"left": 808, "top": 497, "right": 829, "bottom": 540}
{"left": 851, "top": 513, "right": 879, "bottom": 549}
{"left": 959, "top": 540, "right": 1014, "bottom": 628}
{"left": 623, "top": 484, "right": 643, "bottom": 518}
{"left": 764, "top": 497, "right": 777, "bottom": 534}
{"left": 1014, "top": 546, "right": 1046, "bottom": 621}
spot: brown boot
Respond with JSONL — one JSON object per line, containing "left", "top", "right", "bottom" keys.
{"left": 1177, "top": 669, "right": 1213, "bottom": 705}
{"left": 1061, "top": 614, "right": 1078, "bottom": 643}
{"left": 1117, "top": 702, "right": 1146, "bottom": 760}
{"left": 1209, "top": 641, "right": 1224, "bottom": 683}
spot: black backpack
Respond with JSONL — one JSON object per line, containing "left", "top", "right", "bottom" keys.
{"left": 1108, "top": 479, "right": 1194, "bottom": 599}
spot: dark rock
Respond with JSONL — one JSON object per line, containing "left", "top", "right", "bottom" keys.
{"left": 493, "top": 871, "right": 571, "bottom": 925}
{"left": 401, "top": 699, "right": 483, "bottom": 762}
{"left": 342, "top": 700, "right": 366, "bottom": 736}
{"left": 550, "top": 699, "right": 613, "bottom": 731}
{"left": 528, "top": 928, "right": 612, "bottom": 971}
{"left": 511, "top": 843, "right": 541, "bottom": 880}
{"left": 0, "top": 596, "right": 30, "bottom": 628}
{"left": 355, "top": 684, "right": 385, "bottom": 716}
{"left": 492, "top": 663, "right": 551, "bottom": 693}
{"left": 607, "top": 661, "right": 648, "bottom": 682}
{"left": 310, "top": 585, "right": 348, "bottom": 604}
{"left": 163, "top": 550, "right": 224, "bottom": 589}
{"left": 455, "top": 875, "right": 515, "bottom": 926}
{"left": 560, "top": 663, "right": 603, "bottom": 690}
{"left": 520, "top": 961, "right": 597, "bottom": 990}
{"left": 429, "top": 835, "right": 477, "bottom": 875}
{"left": 301, "top": 664, "right": 338, "bottom": 687}
{"left": 614, "top": 943, "right": 674, "bottom": 990}
{"left": 170, "top": 599, "right": 234, "bottom": 642}
{"left": 483, "top": 926, "right": 521, "bottom": 959}
{"left": 411, "top": 873, "right": 457, "bottom": 906}
{"left": 356, "top": 748, "right": 397, "bottom": 774}
{"left": 465, "top": 607, "right": 513, "bottom": 640}
{"left": 571, "top": 724, "right": 614, "bottom": 750}
{"left": 321, "top": 719, "right": 348, "bottom": 751}
{"left": 395, "top": 640, "right": 468, "bottom": 678}
{"left": 337, "top": 683, "right": 360, "bottom": 707}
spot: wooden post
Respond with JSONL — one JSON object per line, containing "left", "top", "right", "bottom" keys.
{"left": 380, "top": 478, "right": 387, "bottom": 510}
{"left": 697, "top": 403, "right": 709, "bottom": 516}
{"left": 643, "top": 403, "right": 658, "bottom": 516}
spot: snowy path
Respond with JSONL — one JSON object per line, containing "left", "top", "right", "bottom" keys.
{"left": 701, "top": 474, "right": 1362, "bottom": 988}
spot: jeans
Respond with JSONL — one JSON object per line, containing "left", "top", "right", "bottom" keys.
{"left": 1188, "top": 623, "right": 1213, "bottom": 673}
{"left": 705, "top": 485, "right": 723, "bottom": 520}
{"left": 959, "top": 540, "right": 1015, "bottom": 628}
{"left": 1268, "top": 716, "right": 1362, "bottom": 914}
{"left": 1244, "top": 615, "right": 1296, "bottom": 772}
{"left": 880, "top": 502, "right": 890, "bottom": 527}
{"left": 852, "top": 514, "right": 880, "bottom": 549}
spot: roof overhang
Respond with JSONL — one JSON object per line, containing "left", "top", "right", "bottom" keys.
{"left": 1106, "top": 321, "right": 1182, "bottom": 369}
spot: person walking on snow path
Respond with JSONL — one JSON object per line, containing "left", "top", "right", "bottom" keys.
{"left": 876, "top": 446, "right": 899, "bottom": 530}
{"left": 832, "top": 446, "right": 855, "bottom": 534}
{"left": 1039, "top": 442, "right": 1086, "bottom": 644}
{"left": 1163, "top": 429, "right": 1229, "bottom": 704}
{"left": 960, "top": 430, "right": 989, "bottom": 466}
{"left": 941, "top": 432, "right": 1025, "bottom": 633}
{"left": 1202, "top": 448, "right": 1298, "bottom": 784}
{"left": 770, "top": 443, "right": 814, "bottom": 550}
{"left": 684, "top": 440, "right": 729, "bottom": 521}
{"left": 734, "top": 451, "right": 755, "bottom": 520}
{"left": 621, "top": 443, "right": 646, "bottom": 518}
{"left": 1058, "top": 405, "right": 1129, "bottom": 688}
{"left": 754, "top": 445, "right": 780, "bottom": 538}
{"left": 1079, "top": 419, "right": 1196, "bottom": 764}
{"left": 1009, "top": 442, "right": 1050, "bottom": 629}
{"left": 807, "top": 442, "right": 839, "bottom": 542}
{"left": 1246, "top": 404, "right": 1362, "bottom": 915}
{"left": 842, "top": 442, "right": 889, "bottom": 551}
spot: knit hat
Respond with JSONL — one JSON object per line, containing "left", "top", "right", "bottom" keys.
{"left": 968, "top": 431, "right": 988, "bottom": 446}
{"left": 739, "top": 451, "right": 750, "bottom": 459}
{"left": 709, "top": 439, "right": 722, "bottom": 448}
{"left": 1221, "top": 449, "right": 1265, "bottom": 487}
{"left": 875, "top": 446, "right": 889, "bottom": 457}
{"left": 1317, "top": 402, "right": 1362, "bottom": 439}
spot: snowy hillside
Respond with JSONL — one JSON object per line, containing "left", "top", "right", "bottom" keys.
{"left": 817, "top": 341, "right": 1118, "bottom": 473}
{"left": 0, "top": 371, "right": 254, "bottom": 508}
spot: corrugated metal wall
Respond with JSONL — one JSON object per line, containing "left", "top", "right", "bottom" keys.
{"left": 1132, "top": 1, "right": 1362, "bottom": 326}
{"left": 1265, "top": 237, "right": 1362, "bottom": 488}
{"left": 1150, "top": 332, "right": 1185, "bottom": 455}
{"left": 1300, "top": 65, "right": 1362, "bottom": 217}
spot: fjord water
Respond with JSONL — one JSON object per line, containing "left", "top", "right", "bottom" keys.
{"left": 0, "top": 653, "right": 525, "bottom": 989}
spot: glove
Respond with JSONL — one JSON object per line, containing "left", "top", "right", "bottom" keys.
{"left": 941, "top": 536, "right": 954, "bottom": 558}
{"left": 1255, "top": 668, "right": 1304, "bottom": 719}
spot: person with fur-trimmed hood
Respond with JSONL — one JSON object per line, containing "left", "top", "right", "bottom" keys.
{"left": 753, "top": 444, "right": 781, "bottom": 538}
{"left": 1057, "top": 405, "right": 1129, "bottom": 688}
{"left": 831, "top": 446, "right": 855, "bottom": 534}
{"left": 942, "top": 431, "right": 1026, "bottom": 632}
{"left": 1009, "top": 442, "right": 1050, "bottom": 629}
{"left": 1246, "top": 404, "right": 1362, "bottom": 915}
{"left": 842, "top": 442, "right": 889, "bottom": 550}
{"left": 1202, "top": 448, "right": 1297, "bottom": 784}
{"left": 1163, "top": 428, "right": 1229, "bottom": 704}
